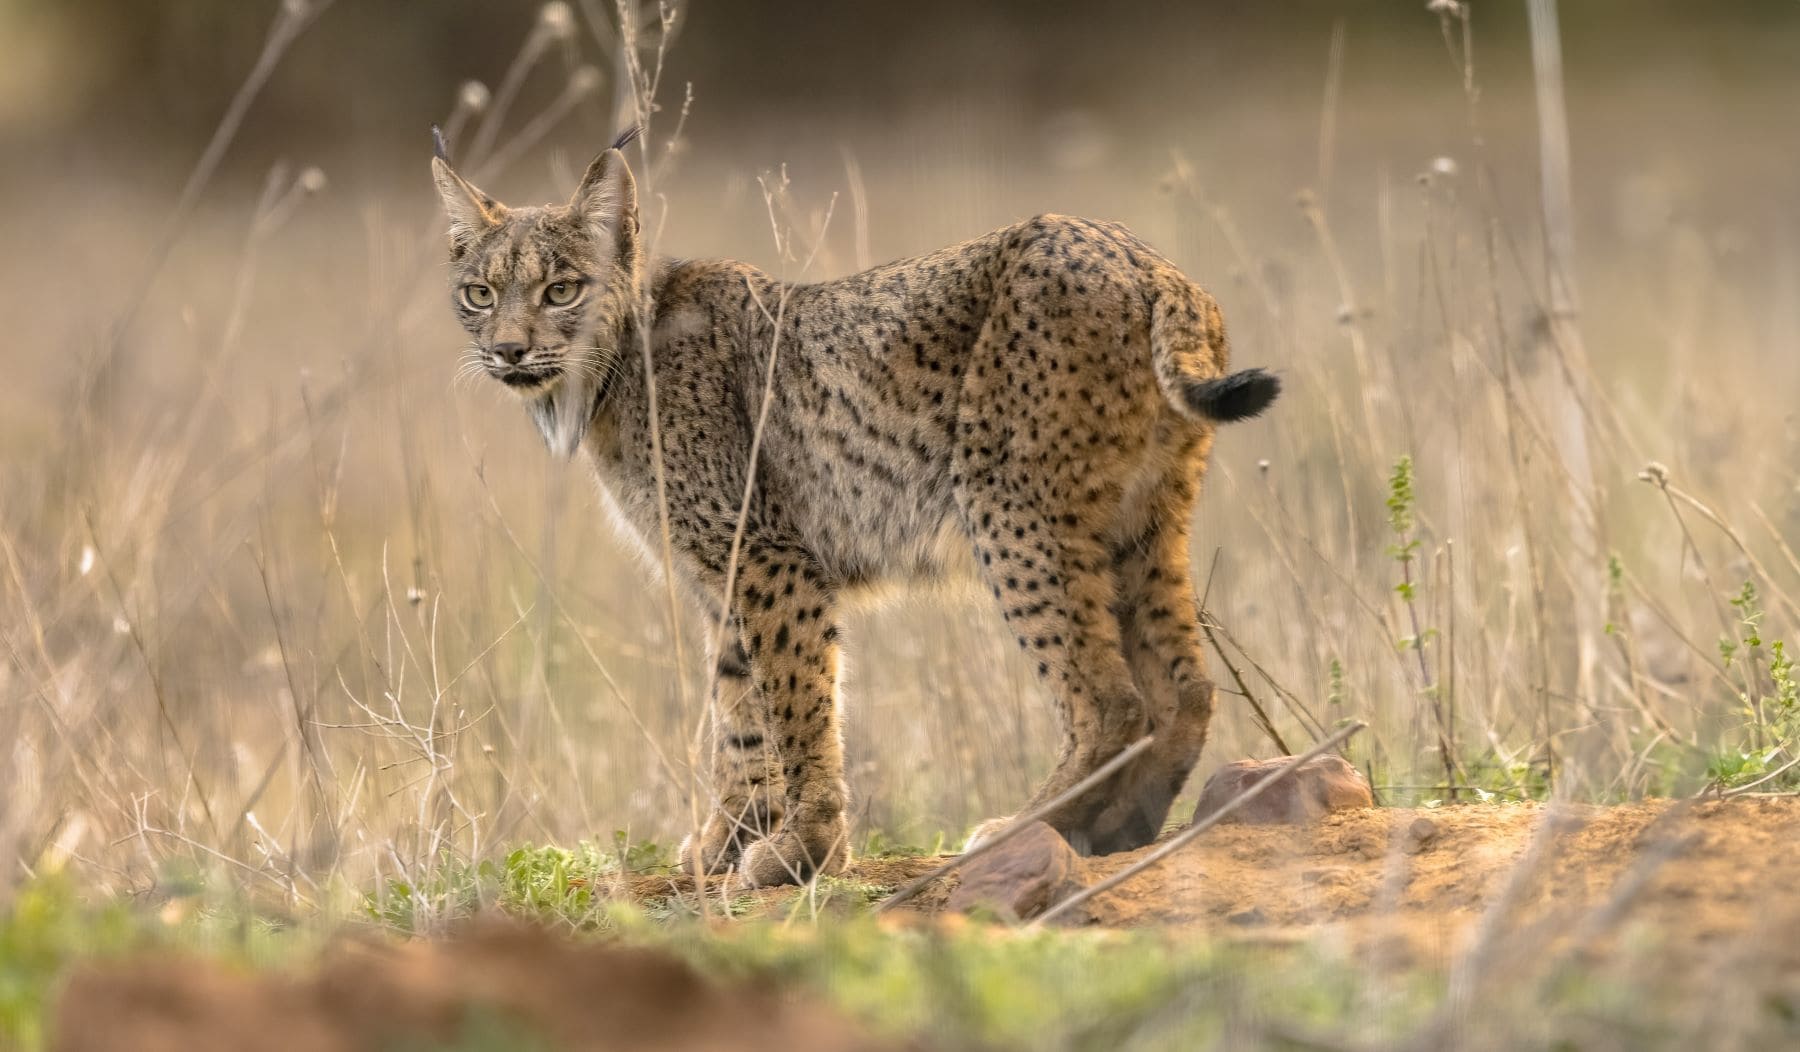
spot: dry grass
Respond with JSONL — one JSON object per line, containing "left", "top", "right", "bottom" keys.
{"left": 2, "top": 0, "right": 1796, "bottom": 956}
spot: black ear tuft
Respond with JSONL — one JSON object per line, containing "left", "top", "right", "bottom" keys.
{"left": 1184, "top": 368, "right": 1281, "bottom": 423}
{"left": 432, "top": 124, "right": 452, "bottom": 163}
{"left": 610, "top": 124, "right": 642, "bottom": 152}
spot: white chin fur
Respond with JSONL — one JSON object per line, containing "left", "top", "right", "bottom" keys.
{"left": 528, "top": 367, "right": 597, "bottom": 459}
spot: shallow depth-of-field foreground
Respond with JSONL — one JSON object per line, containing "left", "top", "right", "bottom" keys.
{"left": 3, "top": 2, "right": 1798, "bottom": 1049}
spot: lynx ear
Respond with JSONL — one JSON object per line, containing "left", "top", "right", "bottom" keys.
{"left": 430, "top": 126, "right": 505, "bottom": 242}
{"left": 570, "top": 140, "right": 639, "bottom": 243}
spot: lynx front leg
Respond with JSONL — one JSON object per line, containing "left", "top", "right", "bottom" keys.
{"left": 731, "top": 543, "right": 851, "bottom": 887}
{"left": 679, "top": 638, "right": 786, "bottom": 876}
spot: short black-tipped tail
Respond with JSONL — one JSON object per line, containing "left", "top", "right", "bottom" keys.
{"left": 1184, "top": 368, "right": 1281, "bottom": 423}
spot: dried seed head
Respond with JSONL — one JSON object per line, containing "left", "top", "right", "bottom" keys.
{"left": 1431, "top": 156, "right": 1459, "bottom": 177}
{"left": 1426, "top": 0, "right": 1462, "bottom": 15}
{"left": 539, "top": 1, "right": 575, "bottom": 38}
{"left": 1637, "top": 461, "right": 1671, "bottom": 486}
{"left": 459, "top": 80, "right": 491, "bottom": 113}
{"left": 569, "top": 65, "right": 603, "bottom": 97}
{"left": 297, "top": 167, "right": 328, "bottom": 194}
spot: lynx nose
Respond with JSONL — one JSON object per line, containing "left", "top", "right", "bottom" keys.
{"left": 492, "top": 341, "right": 528, "bottom": 365}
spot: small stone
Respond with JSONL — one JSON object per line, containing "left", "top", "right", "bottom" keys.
{"left": 1226, "top": 906, "right": 1268, "bottom": 927}
{"left": 1403, "top": 816, "right": 1439, "bottom": 854}
{"left": 1192, "top": 754, "right": 1374, "bottom": 826}
{"left": 947, "top": 821, "right": 1085, "bottom": 923}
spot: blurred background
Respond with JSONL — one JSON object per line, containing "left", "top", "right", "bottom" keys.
{"left": 2, "top": 0, "right": 1797, "bottom": 906}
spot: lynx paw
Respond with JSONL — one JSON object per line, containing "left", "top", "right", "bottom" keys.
{"left": 735, "top": 816, "right": 850, "bottom": 887}
{"left": 679, "top": 790, "right": 784, "bottom": 876}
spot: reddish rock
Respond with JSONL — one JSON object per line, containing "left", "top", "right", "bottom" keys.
{"left": 947, "top": 821, "right": 1085, "bottom": 922}
{"left": 1192, "top": 754, "right": 1374, "bottom": 826}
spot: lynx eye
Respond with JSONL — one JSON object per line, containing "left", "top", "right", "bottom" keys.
{"left": 544, "top": 281, "right": 582, "bottom": 307}
{"left": 460, "top": 283, "right": 495, "bottom": 309}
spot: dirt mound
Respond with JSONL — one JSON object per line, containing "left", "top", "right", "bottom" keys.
{"left": 625, "top": 798, "right": 1800, "bottom": 964}
{"left": 1075, "top": 795, "right": 1800, "bottom": 964}
{"left": 52, "top": 923, "right": 909, "bottom": 1052}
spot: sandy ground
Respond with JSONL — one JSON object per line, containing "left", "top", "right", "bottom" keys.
{"left": 688, "top": 796, "right": 1800, "bottom": 965}
{"left": 50, "top": 797, "right": 1800, "bottom": 1050}
{"left": 1074, "top": 796, "right": 1800, "bottom": 966}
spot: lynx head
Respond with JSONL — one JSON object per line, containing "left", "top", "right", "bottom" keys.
{"left": 431, "top": 125, "right": 642, "bottom": 457}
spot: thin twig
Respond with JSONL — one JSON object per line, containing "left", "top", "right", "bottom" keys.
{"left": 1197, "top": 549, "right": 1289, "bottom": 753}
{"left": 1200, "top": 614, "right": 1290, "bottom": 755}
{"left": 1203, "top": 611, "right": 1329, "bottom": 741}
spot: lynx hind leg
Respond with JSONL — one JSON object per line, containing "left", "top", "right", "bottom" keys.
{"left": 680, "top": 640, "right": 786, "bottom": 876}
{"left": 731, "top": 543, "right": 851, "bottom": 887}
{"left": 956, "top": 482, "right": 1151, "bottom": 855}
{"left": 1095, "top": 472, "right": 1217, "bottom": 849}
